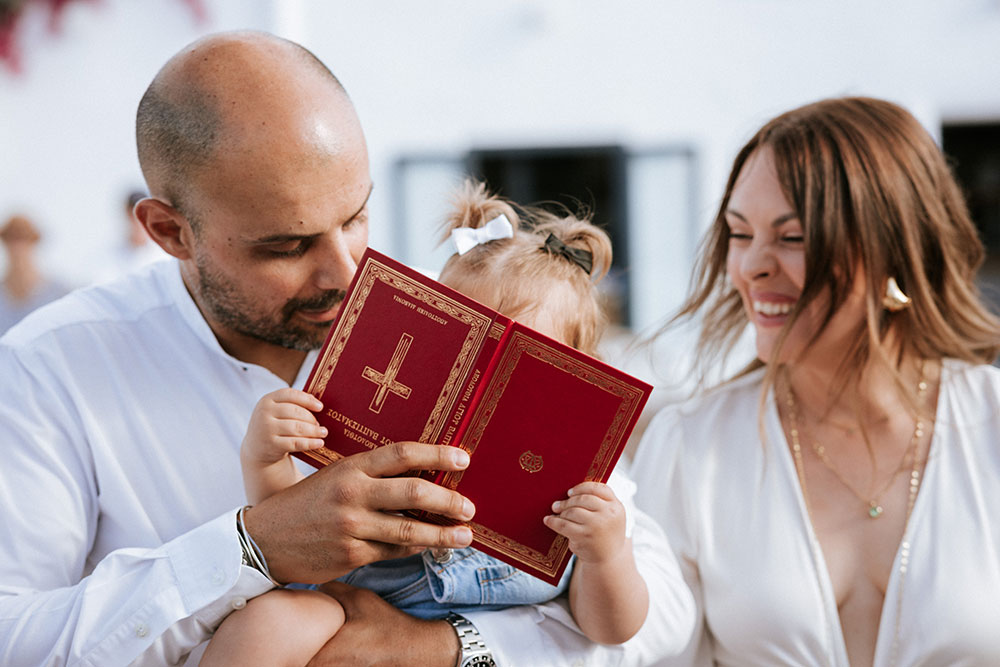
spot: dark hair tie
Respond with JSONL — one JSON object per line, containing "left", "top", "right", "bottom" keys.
{"left": 542, "top": 233, "right": 593, "bottom": 275}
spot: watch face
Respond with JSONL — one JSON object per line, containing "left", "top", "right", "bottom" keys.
{"left": 466, "top": 658, "right": 496, "bottom": 667}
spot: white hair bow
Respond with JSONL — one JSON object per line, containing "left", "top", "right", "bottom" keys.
{"left": 450, "top": 214, "right": 514, "bottom": 255}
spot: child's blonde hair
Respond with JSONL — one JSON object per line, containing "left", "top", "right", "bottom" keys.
{"left": 438, "top": 180, "right": 613, "bottom": 356}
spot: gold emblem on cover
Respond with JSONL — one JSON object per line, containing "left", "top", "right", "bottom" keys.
{"left": 519, "top": 450, "right": 543, "bottom": 473}
{"left": 362, "top": 333, "right": 414, "bottom": 413}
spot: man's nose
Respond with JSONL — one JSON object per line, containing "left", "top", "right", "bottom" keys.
{"left": 313, "top": 233, "right": 359, "bottom": 290}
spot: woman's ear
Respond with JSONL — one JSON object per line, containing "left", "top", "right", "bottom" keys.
{"left": 133, "top": 197, "right": 194, "bottom": 260}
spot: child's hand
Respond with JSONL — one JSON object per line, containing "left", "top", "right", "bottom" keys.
{"left": 241, "top": 388, "right": 327, "bottom": 467}
{"left": 543, "top": 482, "right": 627, "bottom": 564}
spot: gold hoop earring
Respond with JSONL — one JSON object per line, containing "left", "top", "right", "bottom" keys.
{"left": 882, "top": 276, "right": 911, "bottom": 312}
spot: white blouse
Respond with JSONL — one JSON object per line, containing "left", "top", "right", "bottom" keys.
{"left": 632, "top": 360, "right": 1000, "bottom": 666}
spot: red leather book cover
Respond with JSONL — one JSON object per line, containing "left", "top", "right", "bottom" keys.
{"left": 298, "top": 249, "right": 651, "bottom": 584}
{"left": 298, "top": 250, "right": 502, "bottom": 463}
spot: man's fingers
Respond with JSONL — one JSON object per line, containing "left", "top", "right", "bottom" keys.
{"left": 358, "top": 475, "right": 475, "bottom": 522}
{"left": 318, "top": 580, "right": 367, "bottom": 616}
{"left": 352, "top": 510, "right": 473, "bottom": 549}
{"left": 356, "top": 442, "right": 470, "bottom": 478}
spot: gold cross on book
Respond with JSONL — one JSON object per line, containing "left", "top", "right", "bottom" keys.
{"left": 362, "top": 333, "right": 414, "bottom": 413}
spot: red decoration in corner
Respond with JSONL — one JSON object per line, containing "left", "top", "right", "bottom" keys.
{"left": 0, "top": 1, "right": 27, "bottom": 73}
{"left": 0, "top": 0, "right": 207, "bottom": 74}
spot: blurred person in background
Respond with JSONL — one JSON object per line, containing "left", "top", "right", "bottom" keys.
{"left": 93, "top": 188, "right": 167, "bottom": 283}
{"left": 0, "top": 214, "right": 69, "bottom": 335}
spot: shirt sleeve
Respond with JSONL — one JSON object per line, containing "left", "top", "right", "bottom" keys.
{"left": 0, "top": 346, "right": 273, "bottom": 666}
{"left": 631, "top": 408, "right": 713, "bottom": 667}
{"left": 464, "top": 464, "right": 696, "bottom": 666}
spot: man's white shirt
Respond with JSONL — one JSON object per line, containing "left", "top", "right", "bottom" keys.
{"left": 0, "top": 259, "right": 693, "bottom": 665}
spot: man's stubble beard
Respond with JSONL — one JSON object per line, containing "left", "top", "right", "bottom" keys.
{"left": 193, "top": 252, "right": 345, "bottom": 352}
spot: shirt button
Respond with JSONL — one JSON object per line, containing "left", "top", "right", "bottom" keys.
{"left": 135, "top": 623, "right": 149, "bottom": 638}
{"left": 211, "top": 568, "right": 226, "bottom": 586}
{"left": 231, "top": 597, "right": 247, "bottom": 610}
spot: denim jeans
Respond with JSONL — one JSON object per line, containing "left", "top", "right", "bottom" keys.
{"left": 334, "top": 547, "right": 573, "bottom": 620}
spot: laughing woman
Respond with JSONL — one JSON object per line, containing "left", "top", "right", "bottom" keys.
{"left": 633, "top": 97, "right": 1000, "bottom": 666}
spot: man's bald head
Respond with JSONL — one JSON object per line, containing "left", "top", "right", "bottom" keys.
{"left": 136, "top": 31, "right": 349, "bottom": 219}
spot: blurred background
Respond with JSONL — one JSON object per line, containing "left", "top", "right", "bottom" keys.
{"left": 3, "top": 0, "right": 999, "bottom": 398}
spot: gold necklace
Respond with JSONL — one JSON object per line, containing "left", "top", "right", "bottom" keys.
{"left": 785, "top": 362, "right": 927, "bottom": 519}
{"left": 785, "top": 361, "right": 932, "bottom": 666}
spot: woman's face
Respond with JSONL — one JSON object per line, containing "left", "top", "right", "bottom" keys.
{"left": 725, "top": 147, "right": 866, "bottom": 365}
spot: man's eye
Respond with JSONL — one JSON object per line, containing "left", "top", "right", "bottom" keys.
{"left": 345, "top": 210, "right": 369, "bottom": 230}
{"left": 268, "top": 241, "right": 308, "bottom": 257}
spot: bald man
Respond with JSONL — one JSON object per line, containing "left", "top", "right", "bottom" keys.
{"left": 0, "top": 32, "right": 693, "bottom": 665}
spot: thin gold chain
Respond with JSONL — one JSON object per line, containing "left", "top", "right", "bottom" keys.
{"left": 785, "top": 362, "right": 927, "bottom": 519}
{"left": 784, "top": 361, "right": 931, "bottom": 666}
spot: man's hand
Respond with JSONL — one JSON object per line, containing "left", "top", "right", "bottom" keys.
{"left": 306, "top": 581, "right": 459, "bottom": 667}
{"left": 243, "top": 442, "right": 475, "bottom": 584}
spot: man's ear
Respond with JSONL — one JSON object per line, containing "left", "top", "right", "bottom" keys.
{"left": 133, "top": 197, "right": 194, "bottom": 260}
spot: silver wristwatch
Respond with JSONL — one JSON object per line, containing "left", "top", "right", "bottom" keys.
{"left": 446, "top": 613, "right": 496, "bottom": 667}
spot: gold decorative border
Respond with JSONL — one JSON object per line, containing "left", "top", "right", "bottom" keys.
{"left": 306, "top": 258, "right": 495, "bottom": 444}
{"left": 488, "top": 321, "right": 506, "bottom": 341}
{"left": 296, "top": 448, "right": 344, "bottom": 467}
{"left": 438, "top": 331, "right": 646, "bottom": 573}
{"left": 471, "top": 520, "right": 569, "bottom": 578}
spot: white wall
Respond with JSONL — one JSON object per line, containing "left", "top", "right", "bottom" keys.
{"left": 0, "top": 0, "right": 275, "bottom": 285}
{"left": 4, "top": 0, "right": 1000, "bottom": 326}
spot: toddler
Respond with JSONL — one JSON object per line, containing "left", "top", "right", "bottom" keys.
{"left": 200, "top": 180, "right": 649, "bottom": 665}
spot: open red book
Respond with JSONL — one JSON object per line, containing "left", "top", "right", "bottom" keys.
{"left": 296, "top": 248, "right": 651, "bottom": 584}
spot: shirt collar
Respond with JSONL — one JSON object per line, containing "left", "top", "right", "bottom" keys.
{"left": 161, "top": 260, "right": 318, "bottom": 387}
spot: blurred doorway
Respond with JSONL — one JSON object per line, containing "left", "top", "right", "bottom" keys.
{"left": 942, "top": 122, "right": 1000, "bottom": 316}
{"left": 391, "top": 144, "right": 697, "bottom": 333}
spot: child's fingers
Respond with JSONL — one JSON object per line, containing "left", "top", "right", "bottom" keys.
{"left": 279, "top": 434, "right": 328, "bottom": 451}
{"left": 272, "top": 417, "right": 328, "bottom": 440}
{"left": 543, "top": 513, "right": 578, "bottom": 537}
{"left": 550, "top": 505, "right": 600, "bottom": 527}
{"left": 268, "top": 401, "right": 324, "bottom": 425}
{"left": 566, "top": 481, "right": 617, "bottom": 501}
{"left": 551, "top": 493, "right": 607, "bottom": 514}
{"left": 265, "top": 387, "right": 325, "bottom": 412}
{"left": 543, "top": 513, "right": 596, "bottom": 538}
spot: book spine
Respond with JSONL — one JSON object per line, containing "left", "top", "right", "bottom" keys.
{"left": 436, "top": 318, "right": 514, "bottom": 473}
{"left": 407, "top": 318, "right": 513, "bottom": 523}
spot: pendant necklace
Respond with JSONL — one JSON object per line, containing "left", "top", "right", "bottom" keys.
{"left": 785, "top": 361, "right": 928, "bottom": 519}
{"left": 784, "top": 361, "right": 931, "bottom": 666}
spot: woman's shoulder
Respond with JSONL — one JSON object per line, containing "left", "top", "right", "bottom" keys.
{"left": 942, "top": 358, "right": 1000, "bottom": 391}
{"left": 638, "top": 367, "right": 766, "bottom": 457}
{"left": 661, "top": 367, "right": 765, "bottom": 426}
{"left": 942, "top": 358, "right": 1000, "bottom": 409}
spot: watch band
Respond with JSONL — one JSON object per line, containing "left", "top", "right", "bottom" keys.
{"left": 446, "top": 612, "right": 496, "bottom": 667}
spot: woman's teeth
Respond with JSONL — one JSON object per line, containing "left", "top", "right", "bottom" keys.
{"left": 753, "top": 301, "right": 793, "bottom": 316}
